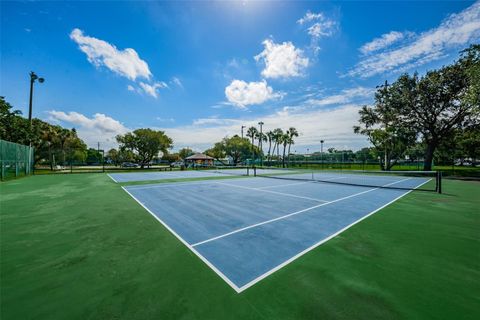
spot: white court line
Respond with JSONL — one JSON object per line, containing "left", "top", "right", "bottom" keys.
{"left": 192, "top": 177, "right": 413, "bottom": 247}
{"left": 121, "top": 186, "right": 243, "bottom": 293}
{"left": 107, "top": 173, "right": 118, "bottom": 183}
{"left": 237, "top": 178, "right": 432, "bottom": 292}
{"left": 215, "top": 181, "right": 328, "bottom": 203}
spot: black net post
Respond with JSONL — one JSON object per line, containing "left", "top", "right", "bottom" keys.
{"left": 436, "top": 171, "right": 442, "bottom": 194}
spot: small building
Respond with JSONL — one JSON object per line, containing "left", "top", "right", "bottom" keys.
{"left": 185, "top": 153, "right": 214, "bottom": 167}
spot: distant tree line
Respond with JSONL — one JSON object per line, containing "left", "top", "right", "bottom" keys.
{"left": 1, "top": 97, "right": 89, "bottom": 168}
{"left": 1, "top": 97, "right": 175, "bottom": 169}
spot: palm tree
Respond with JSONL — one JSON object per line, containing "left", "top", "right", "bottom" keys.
{"left": 266, "top": 131, "right": 274, "bottom": 161}
{"left": 287, "top": 127, "right": 299, "bottom": 163}
{"left": 246, "top": 126, "right": 258, "bottom": 146}
{"left": 58, "top": 128, "right": 73, "bottom": 165}
{"left": 281, "top": 133, "right": 291, "bottom": 167}
{"left": 271, "top": 128, "right": 283, "bottom": 162}
{"left": 41, "top": 125, "right": 58, "bottom": 170}
{"left": 256, "top": 131, "right": 267, "bottom": 153}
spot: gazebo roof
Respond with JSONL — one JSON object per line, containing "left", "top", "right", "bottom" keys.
{"left": 185, "top": 153, "right": 214, "bottom": 160}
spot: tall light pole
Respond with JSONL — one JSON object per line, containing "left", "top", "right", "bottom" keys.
{"left": 241, "top": 125, "right": 246, "bottom": 139}
{"left": 258, "top": 121, "right": 264, "bottom": 166}
{"left": 320, "top": 140, "right": 324, "bottom": 170}
{"left": 28, "top": 71, "right": 45, "bottom": 127}
{"left": 306, "top": 148, "right": 309, "bottom": 168}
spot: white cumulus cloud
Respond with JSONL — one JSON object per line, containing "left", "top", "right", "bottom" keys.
{"left": 225, "top": 79, "right": 280, "bottom": 108}
{"left": 254, "top": 39, "right": 309, "bottom": 79}
{"left": 297, "top": 11, "right": 325, "bottom": 25}
{"left": 70, "top": 28, "right": 152, "bottom": 81}
{"left": 349, "top": 1, "right": 480, "bottom": 77}
{"left": 308, "top": 87, "right": 375, "bottom": 106}
{"left": 139, "top": 81, "right": 168, "bottom": 98}
{"left": 171, "top": 77, "right": 183, "bottom": 88}
{"left": 359, "top": 31, "right": 407, "bottom": 55}
{"left": 297, "top": 11, "right": 337, "bottom": 53}
{"left": 47, "top": 110, "right": 129, "bottom": 149}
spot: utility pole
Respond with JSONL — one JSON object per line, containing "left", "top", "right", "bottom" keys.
{"left": 258, "top": 121, "right": 264, "bottom": 167}
{"left": 28, "top": 71, "right": 45, "bottom": 148}
{"left": 320, "top": 140, "right": 324, "bottom": 170}
{"left": 306, "top": 148, "right": 309, "bottom": 168}
{"left": 28, "top": 72, "right": 45, "bottom": 126}
{"left": 241, "top": 125, "right": 246, "bottom": 139}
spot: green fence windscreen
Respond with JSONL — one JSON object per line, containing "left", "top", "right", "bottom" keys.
{"left": 0, "top": 139, "right": 34, "bottom": 180}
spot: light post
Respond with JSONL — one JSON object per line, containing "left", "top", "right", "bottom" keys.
{"left": 241, "top": 125, "right": 246, "bottom": 139}
{"left": 258, "top": 121, "right": 264, "bottom": 167}
{"left": 306, "top": 148, "right": 309, "bottom": 168}
{"left": 320, "top": 140, "right": 324, "bottom": 170}
{"left": 28, "top": 71, "right": 45, "bottom": 128}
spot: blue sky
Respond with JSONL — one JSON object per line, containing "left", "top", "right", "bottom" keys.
{"left": 1, "top": 1, "right": 479, "bottom": 152}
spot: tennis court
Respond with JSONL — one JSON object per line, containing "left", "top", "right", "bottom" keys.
{"left": 118, "top": 170, "right": 433, "bottom": 292}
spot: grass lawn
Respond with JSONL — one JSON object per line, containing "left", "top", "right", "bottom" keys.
{"left": 1, "top": 174, "right": 479, "bottom": 319}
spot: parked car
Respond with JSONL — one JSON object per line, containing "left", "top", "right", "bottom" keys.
{"left": 121, "top": 162, "right": 138, "bottom": 168}
{"left": 170, "top": 161, "right": 184, "bottom": 168}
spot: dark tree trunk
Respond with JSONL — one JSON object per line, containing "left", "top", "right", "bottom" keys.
{"left": 267, "top": 140, "right": 272, "bottom": 162}
{"left": 49, "top": 147, "right": 53, "bottom": 171}
{"left": 423, "top": 141, "right": 437, "bottom": 171}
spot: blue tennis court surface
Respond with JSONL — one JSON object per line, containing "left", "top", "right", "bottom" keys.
{"left": 121, "top": 174, "right": 430, "bottom": 292}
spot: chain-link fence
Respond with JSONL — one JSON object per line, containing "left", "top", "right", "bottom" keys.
{"left": 33, "top": 147, "right": 172, "bottom": 174}
{"left": 0, "top": 139, "right": 34, "bottom": 181}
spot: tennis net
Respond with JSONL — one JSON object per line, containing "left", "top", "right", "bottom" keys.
{"left": 198, "top": 166, "right": 250, "bottom": 176}
{"left": 254, "top": 167, "right": 442, "bottom": 193}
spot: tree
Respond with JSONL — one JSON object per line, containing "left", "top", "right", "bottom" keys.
{"left": 266, "top": 131, "right": 274, "bottom": 161}
{"left": 116, "top": 129, "right": 173, "bottom": 168}
{"left": 354, "top": 45, "right": 480, "bottom": 171}
{"left": 118, "top": 148, "right": 135, "bottom": 163}
{"left": 354, "top": 81, "right": 417, "bottom": 170}
{"left": 395, "top": 46, "right": 480, "bottom": 170}
{"left": 107, "top": 149, "right": 120, "bottom": 166}
{"left": 178, "top": 148, "right": 194, "bottom": 160}
{"left": 0, "top": 97, "right": 89, "bottom": 169}
{"left": 256, "top": 131, "right": 267, "bottom": 150}
{"left": 461, "top": 45, "right": 480, "bottom": 108}
{"left": 246, "top": 126, "right": 258, "bottom": 146}
{"left": 86, "top": 148, "right": 102, "bottom": 165}
{"left": 458, "top": 125, "right": 480, "bottom": 166}
{"left": 271, "top": 128, "right": 284, "bottom": 159}
{"left": 0, "top": 97, "right": 23, "bottom": 141}
{"left": 286, "top": 127, "right": 299, "bottom": 161}
{"left": 281, "top": 133, "right": 292, "bottom": 167}
{"left": 57, "top": 128, "right": 73, "bottom": 165}
{"left": 162, "top": 152, "right": 180, "bottom": 163}
{"left": 41, "top": 124, "right": 59, "bottom": 170}
{"left": 205, "top": 142, "right": 227, "bottom": 163}
{"left": 206, "top": 135, "right": 259, "bottom": 165}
